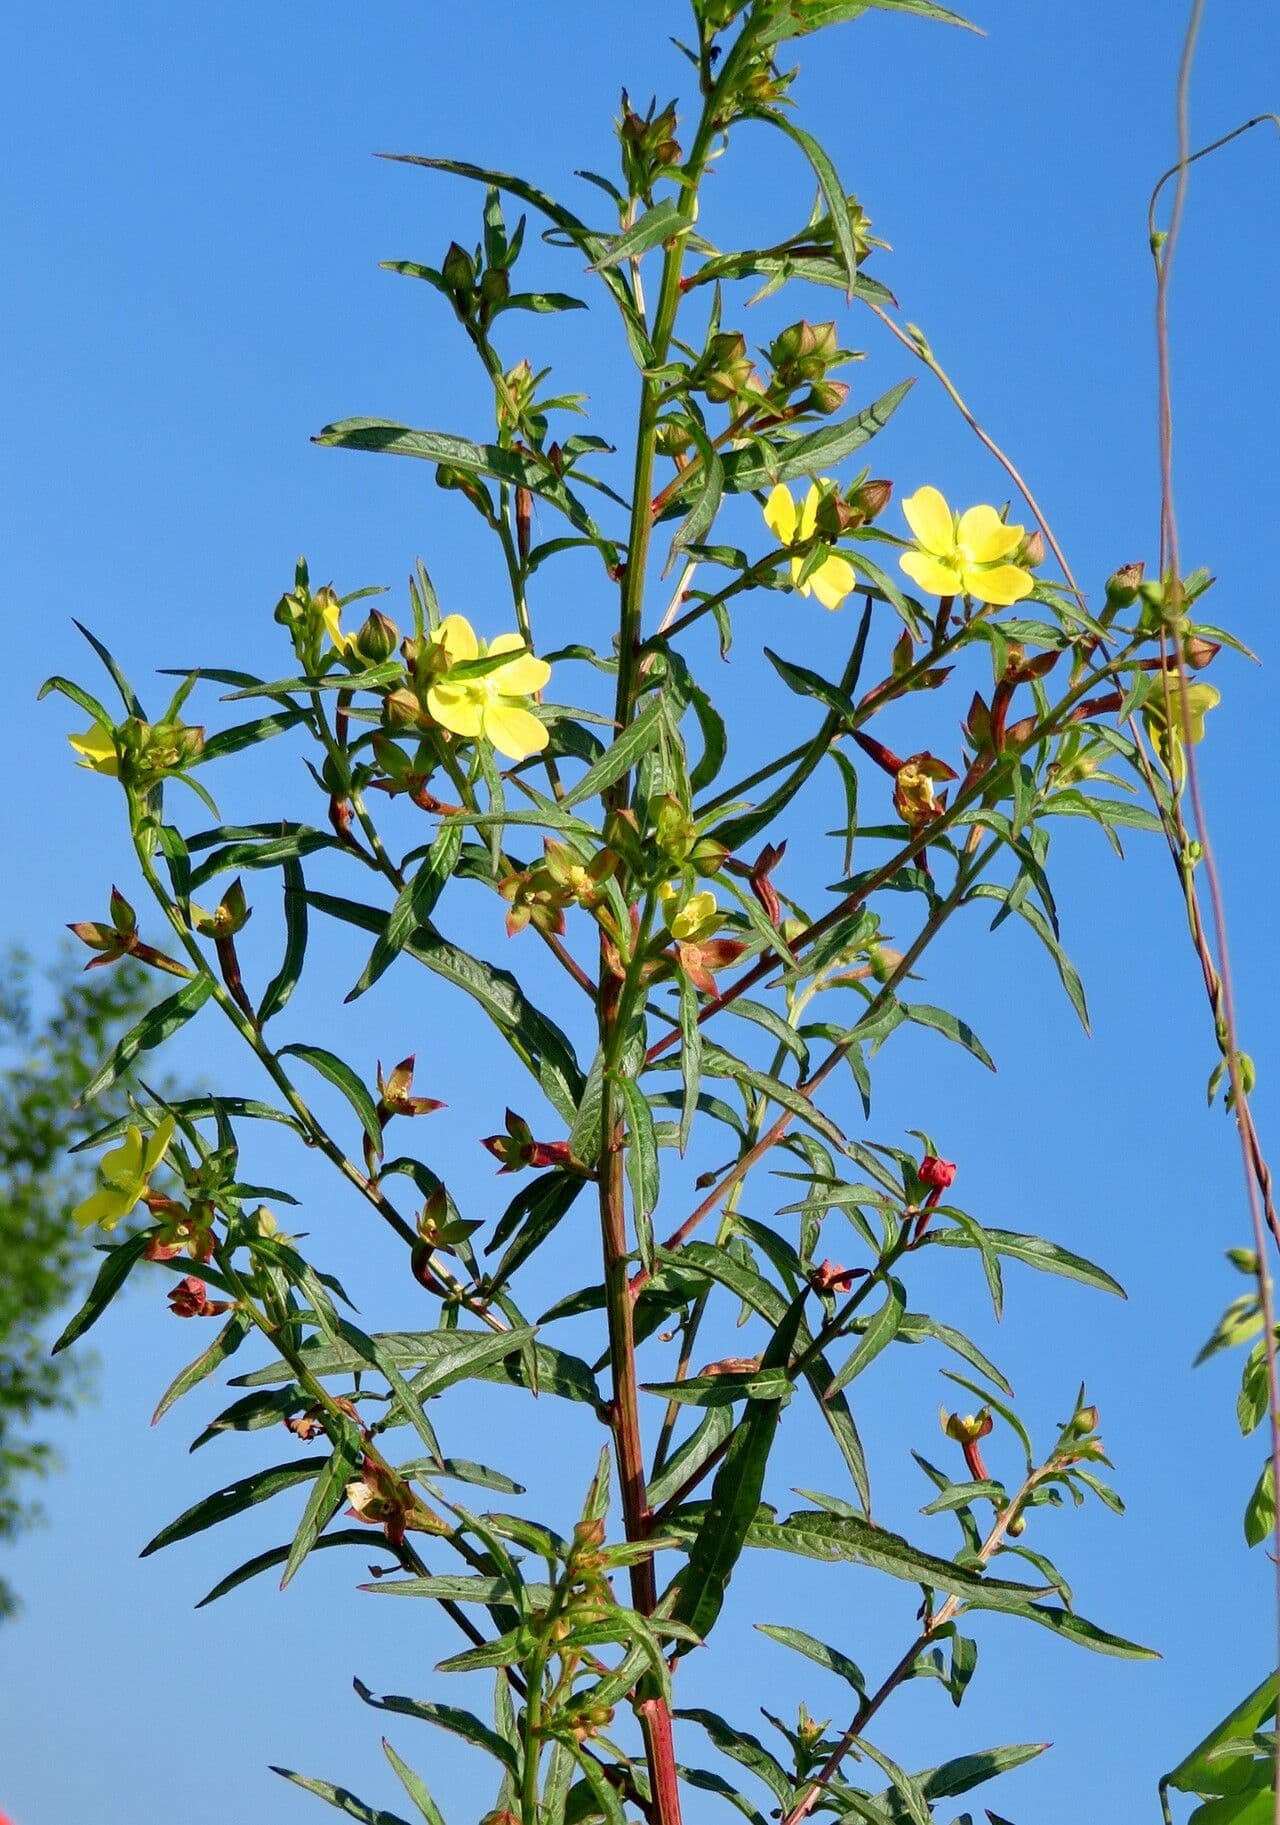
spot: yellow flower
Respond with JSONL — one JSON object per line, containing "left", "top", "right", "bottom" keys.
{"left": 320, "top": 596, "right": 358, "bottom": 656}
{"left": 763, "top": 481, "right": 857, "bottom": 611}
{"left": 69, "top": 722, "right": 120, "bottom": 777}
{"left": 72, "top": 1116, "right": 176, "bottom": 1232}
{"left": 660, "top": 882, "right": 720, "bottom": 943}
{"left": 425, "top": 614, "right": 551, "bottom": 763}
{"left": 1143, "top": 677, "right": 1220, "bottom": 784}
{"left": 899, "top": 486, "right": 1033, "bottom": 606}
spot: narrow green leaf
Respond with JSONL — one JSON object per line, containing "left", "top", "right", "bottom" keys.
{"left": 352, "top": 1681, "right": 520, "bottom": 1776}
{"left": 278, "top": 1043, "right": 383, "bottom": 1151}
{"left": 381, "top": 1741, "right": 447, "bottom": 1825}
{"left": 721, "top": 381, "right": 913, "bottom": 492}
{"left": 757, "top": 110, "right": 860, "bottom": 291}
{"left": 52, "top": 1232, "right": 151, "bottom": 1353}
{"left": 756, "top": 1622, "right": 865, "bottom": 1693}
{"left": 78, "top": 977, "right": 213, "bottom": 1104}
{"left": 151, "top": 1312, "right": 251, "bottom": 1425}
{"left": 924, "top": 1225, "right": 1125, "bottom": 1297}
{"left": 592, "top": 197, "right": 690, "bottom": 268}
{"left": 826, "top": 1278, "right": 906, "bottom": 1397}
{"left": 258, "top": 857, "right": 309, "bottom": 1024}
{"left": 201, "top": 708, "right": 309, "bottom": 763}
{"left": 195, "top": 1529, "right": 384, "bottom": 1607}
{"left": 141, "top": 1457, "right": 328, "bottom": 1556}
{"left": 901, "top": 1002, "right": 996, "bottom": 1071}
{"left": 271, "top": 1769, "right": 415, "bottom": 1825}
{"left": 281, "top": 1429, "right": 363, "bottom": 1589}
{"left": 349, "top": 823, "right": 463, "bottom": 1000}
{"left": 559, "top": 696, "right": 665, "bottom": 808}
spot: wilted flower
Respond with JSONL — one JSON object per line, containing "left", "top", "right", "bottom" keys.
{"left": 899, "top": 487, "right": 1033, "bottom": 606}
{"left": 1142, "top": 676, "right": 1220, "bottom": 784}
{"left": 167, "top": 1275, "right": 233, "bottom": 1320}
{"left": 893, "top": 753, "right": 957, "bottom": 828}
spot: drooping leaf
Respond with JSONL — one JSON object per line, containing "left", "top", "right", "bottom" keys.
{"left": 78, "top": 977, "right": 214, "bottom": 1103}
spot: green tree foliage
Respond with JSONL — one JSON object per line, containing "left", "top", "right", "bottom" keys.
{"left": 0, "top": 949, "right": 162, "bottom": 1617}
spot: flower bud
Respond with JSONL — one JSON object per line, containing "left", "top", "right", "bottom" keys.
{"left": 354, "top": 609, "right": 400, "bottom": 665}
{"left": 478, "top": 266, "right": 510, "bottom": 309}
{"left": 1184, "top": 634, "right": 1220, "bottom": 671}
{"left": 918, "top": 1154, "right": 956, "bottom": 1191}
{"left": 1070, "top": 1404, "right": 1099, "bottom": 1438}
{"left": 1227, "top": 1246, "right": 1261, "bottom": 1275}
{"left": 441, "top": 241, "right": 476, "bottom": 298}
{"left": 867, "top": 944, "right": 904, "bottom": 984}
{"left": 848, "top": 478, "right": 892, "bottom": 523}
{"left": 1105, "top": 562, "right": 1145, "bottom": 609}
{"left": 806, "top": 379, "right": 849, "bottom": 416}
{"left": 1018, "top": 529, "right": 1046, "bottom": 570}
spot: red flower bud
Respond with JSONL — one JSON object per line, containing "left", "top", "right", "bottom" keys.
{"left": 918, "top": 1155, "right": 956, "bottom": 1191}
{"left": 167, "top": 1276, "right": 232, "bottom": 1319}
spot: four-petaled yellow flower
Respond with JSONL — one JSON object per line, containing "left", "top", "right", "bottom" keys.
{"left": 899, "top": 486, "right": 1033, "bottom": 607}
{"left": 72, "top": 1116, "right": 176, "bottom": 1232}
{"left": 69, "top": 722, "right": 120, "bottom": 777}
{"left": 763, "top": 481, "right": 857, "bottom": 611}
{"left": 320, "top": 596, "right": 358, "bottom": 656}
{"left": 660, "top": 882, "right": 720, "bottom": 943}
{"left": 425, "top": 614, "right": 551, "bottom": 763}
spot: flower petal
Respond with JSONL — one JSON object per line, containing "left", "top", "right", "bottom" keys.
{"left": 957, "top": 504, "right": 1023, "bottom": 564}
{"left": 962, "top": 562, "right": 1033, "bottom": 607}
{"left": 488, "top": 635, "right": 552, "bottom": 695}
{"left": 435, "top": 614, "right": 479, "bottom": 664}
{"left": 144, "top": 1115, "right": 177, "bottom": 1175}
{"left": 797, "top": 483, "right": 823, "bottom": 541}
{"left": 809, "top": 553, "right": 857, "bottom": 612}
{"left": 68, "top": 724, "right": 119, "bottom": 776}
{"left": 99, "top": 1128, "right": 146, "bottom": 1193}
{"left": 900, "top": 550, "right": 963, "bottom": 597}
{"left": 764, "top": 484, "right": 798, "bottom": 546}
{"left": 426, "top": 681, "right": 485, "bottom": 740}
{"left": 72, "top": 1188, "right": 132, "bottom": 1232}
{"left": 902, "top": 485, "right": 954, "bottom": 556}
{"left": 484, "top": 702, "right": 550, "bottom": 762}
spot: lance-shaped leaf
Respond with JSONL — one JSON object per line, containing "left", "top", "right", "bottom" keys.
{"left": 755, "top": 1509, "right": 1156, "bottom": 1657}
{"left": 151, "top": 1311, "right": 251, "bottom": 1425}
{"left": 674, "top": 1709, "right": 793, "bottom": 1808}
{"left": 78, "top": 976, "right": 213, "bottom": 1104}
{"left": 671, "top": 1289, "right": 808, "bottom": 1646}
{"left": 196, "top": 1529, "right": 395, "bottom": 1608}
{"left": 754, "top": 110, "right": 861, "bottom": 292}
{"left": 281, "top": 1426, "right": 364, "bottom": 1589}
{"left": 271, "top": 1770, "right": 416, "bottom": 1825}
{"left": 592, "top": 197, "right": 691, "bottom": 268}
{"left": 922, "top": 1225, "right": 1125, "bottom": 1298}
{"left": 353, "top": 1680, "right": 521, "bottom": 1777}
{"left": 305, "top": 890, "right": 585, "bottom": 1122}
{"left": 200, "top": 708, "right": 309, "bottom": 763}
{"left": 721, "top": 381, "right": 912, "bottom": 492}
{"left": 381, "top": 1742, "right": 448, "bottom": 1825}
{"left": 756, "top": 1622, "right": 866, "bottom": 1694}
{"left": 278, "top": 1043, "right": 383, "bottom": 1152}
{"left": 258, "top": 856, "right": 308, "bottom": 1024}
{"left": 52, "top": 1232, "right": 151, "bottom": 1353}
{"left": 313, "top": 421, "right": 606, "bottom": 544}
{"left": 348, "top": 822, "right": 463, "bottom": 1000}
{"left": 141, "top": 1457, "right": 329, "bottom": 1556}
{"left": 764, "top": 0, "right": 980, "bottom": 36}
{"left": 559, "top": 694, "right": 665, "bottom": 808}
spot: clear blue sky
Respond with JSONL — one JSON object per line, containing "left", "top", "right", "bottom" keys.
{"left": 3, "top": 3, "right": 1279, "bottom": 1821}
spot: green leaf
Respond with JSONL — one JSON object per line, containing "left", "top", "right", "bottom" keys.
{"left": 672, "top": 1290, "right": 808, "bottom": 1646}
{"left": 702, "top": 1045, "right": 848, "bottom": 1155}
{"left": 766, "top": 0, "right": 980, "bottom": 35}
{"left": 721, "top": 381, "right": 913, "bottom": 492}
{"left": 765, "top": 648, "right": 858, "bottom": 724}
{"left": 559, "top": 696, "right": 665, "bottom": 808}
{"left": 852, "top": 1735, "right": 932, "bottom": 1825}
{"left": 756, "top": 1622, "right": 865, "bottom": 1693}
{"left": 970, "top": 882, "right": 1090, "bottom": 1031}
{"left": 617, "top": 1072, "right": 659, "bottom": 1263}
{"left": 51, "top": 1232, "right": 151, "bottom": 1353}
{"left": 78, "top": 977, "right": 214, "bottom": 1104}
{"left": 259, "top": 857, "right": 308, "bottom": 1024}
{"left": 592, "top": 197, "right": 690, "bottom": 268}
{"left": 362, "top": 1574, "right": 528, "bottom": 1604}
{"left": 381, "top": 1742, "right": 447, "bottom": 1825}
{"left": 141, "top": 1457, "right": 328, "bottom": 1556}
{"left": 314, "top": 420, "right": 605, "bottom": 544}
{"left": 488, "top": 1171, "right": 586, "bottom": 1288}
{"left": 195, "top": 1529, "right": 385, "bottom": 1607}
{"left": 1245, "top": 1459, "right": 1275, "bottom": 1549}
{"left": 643, "top": 1369, "right": 795, "bottom": 1409}
{"left": 200, "top": 708, "right": 309, "bottom": 763}
{"left": 281, "top": 1428, "right": 364, "bottom": 1590}
{"left": 278, "top": 1043, "right": 383, "bottom": 1152}
{"left": 677, "top": 971, "right": 704, "bottom": 1154}
{"left": 306, "top": 890, "right": 585, "bottom": 1122}
{"left": 758, "top": 1510, "right": 1157, "bottom": 1655}
{"left": 1166, "top": 1671, "right": 1279, "bottom": 1796}
{"left": 901, "top": 1002, "right": 996, "bottom": 1071}
{"left": 348, "top": 823, "right": 463, "bottom": 1000}
{"left": 674, "top": 1710, "right": 793, "bottom": 1808}
{"left": 271, "top": 1769, "right": 416, "bottom": 1825}
{"left": 923, "top": 1225, "right": 1125, "bottom": 1297}
{"left": 190, "top": 1386, "right": 302, "bottom": 1449}
{"left": 755, "top": 110, "right": 860, "bottom": 292}
{"left": 825, "top": 1277, "right": 906, "bottom": 1397}
{"left": 353, "top": 1681, "right": 520, "bottom": 1776}
{"left": 151, "top": 1312, "right": 251, "bottom": 1424}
